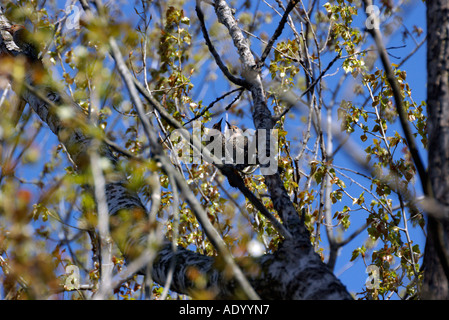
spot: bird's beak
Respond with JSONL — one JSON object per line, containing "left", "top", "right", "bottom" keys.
{"left": 212, "top": 118, "right": 223, "bottom": 131}
{"left": 225, "top": 120, "right": 231, "bottom": 129}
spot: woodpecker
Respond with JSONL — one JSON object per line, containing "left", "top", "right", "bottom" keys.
{"left": 205, "top": 119, "right": 258, "bottom": 174}
{"left": 225, "top": 121, "right": 258, "bottom": 173}
{"left": 225, "top": 120, "right": 247, "bottom": 164}
{"left": 2, "top": 24, "right": 39, "bottom": 61}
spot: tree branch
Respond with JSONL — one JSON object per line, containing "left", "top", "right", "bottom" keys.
{"left": 183, "top": 87, "right": 245, "bottom": 127}
{"left": 195, "top": 0, "right": 249, "bottom": 88}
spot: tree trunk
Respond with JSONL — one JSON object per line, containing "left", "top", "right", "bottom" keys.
{"left": 423, "top": 0, "right": 449, "bottom": 299}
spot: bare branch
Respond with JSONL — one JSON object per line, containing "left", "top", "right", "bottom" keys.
{"left": 183, "top": 87, "right": 245, "bottom": 127}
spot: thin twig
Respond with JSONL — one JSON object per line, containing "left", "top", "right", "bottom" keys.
{"left": 184, "top": 87, "right": 244, "bottom": 127}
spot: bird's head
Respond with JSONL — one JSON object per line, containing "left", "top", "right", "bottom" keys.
{"left": 212, "top": 118, "right": 223, "bottom": 131}
{"left": 2, "top": 24, "right": 25, "bottom": 35}
{"left": 226, "top": 121, "right": 241, "bottom": 134}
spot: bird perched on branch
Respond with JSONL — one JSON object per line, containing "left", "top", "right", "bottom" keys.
{"left": 2, "top": 24, "right": 39, "bottom": 61}
{"left": 225, "top": 120, "right": 258, "bottom": 174}
{"left": 206, "top": 118, "right": 258, "bottom": 174}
